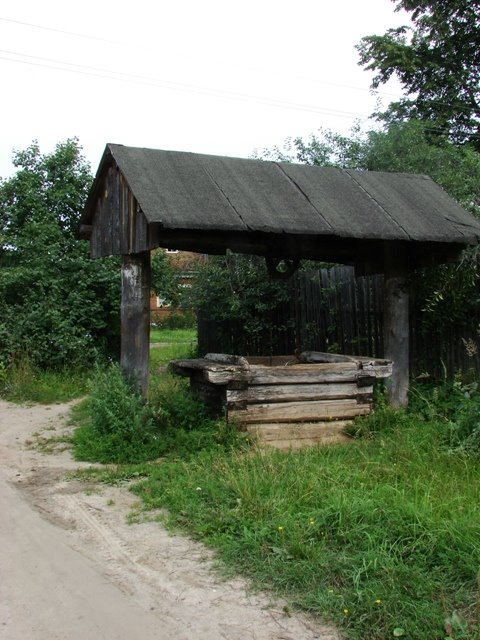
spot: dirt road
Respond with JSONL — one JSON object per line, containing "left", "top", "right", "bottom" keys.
{"left": 0, "top": 400, "right": 340, "bottom": 640}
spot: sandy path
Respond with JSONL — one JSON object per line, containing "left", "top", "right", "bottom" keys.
{"left": 0, "top": 400, "right": 340, "bottom": 640}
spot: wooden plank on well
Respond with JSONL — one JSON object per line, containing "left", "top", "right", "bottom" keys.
{"left": 362, "top": 361, "right": 393, "bottom": 378}
{"left": 206, "top": 369, "right": 251, "bottom": 384}
{"left": 246, "top": 355, "right": 300, "bottom": 366}
{"left": 249, "top": 362, "right": 358, "bottom": 385}
{"left": 169, "top": 359, "right": 251, "bottom": 385}
{"left": 246, "top": 421, "right": 351, "bottom": 448}
{"left": 227, "top": 382, "right": 369, "bottom": 404}
{"left": 229, "top": 398, "right": 371, "bottom": 424}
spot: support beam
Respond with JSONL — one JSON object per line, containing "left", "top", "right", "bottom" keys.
{"left": 120, "top": 252, "right": 151, "bottom": 397}
{"left": 383, "top": 248, "right": 409, "bottom": 408}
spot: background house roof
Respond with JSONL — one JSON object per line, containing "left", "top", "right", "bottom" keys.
{"left": 81, "top": 143, "right": 480, "bottom": 271}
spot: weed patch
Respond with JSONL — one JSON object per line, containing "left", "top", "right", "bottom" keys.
{"left": 1, "top": 359, "right": 89, "bottom": 403}
{"left": 410, "top": 380, "right": 480, "bottom": 455}
{"left": 128, "top": 417, "right": 480, "bottom": 640}
{"left": 72, "top": 364, "right": 164, "bottom": 464}
{"left": 71, "top": 366, "right": 248, "bottom": 465}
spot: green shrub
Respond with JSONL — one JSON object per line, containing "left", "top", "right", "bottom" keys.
{"left": 153, "top": 311, "right": 196, "bottom": 330}
{"left": 73, "top": 364, "right": 163, "bottom": 463}
{"left": 72, "top": 367, "right": 249, "bottom": 464}
{"left": 345, "top": 384, "right": 409, "bottom": 439}
{"left": 149, "top": 374, "right": 249, "bottom": 454}
{"left": 0, "top": 140, "right": 120, "bottom": 371}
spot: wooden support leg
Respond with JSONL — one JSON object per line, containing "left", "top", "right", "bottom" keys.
{"left": 384, "top": 249, "right": 409, "bottom": 408}
{"left": 120, "top": 252, "right": 151, "bottom": 397}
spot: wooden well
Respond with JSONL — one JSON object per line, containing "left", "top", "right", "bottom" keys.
{"left": 170, "top": 351, "right": 392, "bottom": 449}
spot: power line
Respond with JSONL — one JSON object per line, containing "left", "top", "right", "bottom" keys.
{"left": 0, "top": 16, "right": 130, "bottom": 47}
{"left": 2, "top": 17, "right": 477, "bottom": 135}
{"left": 0, "top": 48, "right": 375, "bottom": 121}
{"left": 0, "top": 15, "right": 403, "bottom": 100}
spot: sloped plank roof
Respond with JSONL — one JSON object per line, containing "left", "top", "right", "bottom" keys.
{"left": 81, "top": 143, "right": 480, "bottom": 268}
{"left": 106, "top": 144, "right": 480, "bottom": 241}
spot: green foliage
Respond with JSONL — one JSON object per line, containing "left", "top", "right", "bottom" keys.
{"left": 361, "top": 121, "right": 480, "bottom": 215}
{"left": 357, "top": 0, "right": 480, "bottom": 149}
{"left": 72, "top": 364, "right": 247, "bottom": 464}
{"left": 258, "top": 120, "right": 480, "bottom": 332}
{"left": 262, "top": 120, "right": 480, "bottom": 214}
{"left": 152, "top": 311, "right": 196, "bottom": 330}
{"left": 0, "top": 139, "right": 120, "bottom": 371}
{"left": 192, "top": 253, "right": 294, "bottom": 355}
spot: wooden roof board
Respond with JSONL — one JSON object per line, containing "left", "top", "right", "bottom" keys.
{"left": 279, "top": 163, "right": 408, "bottom": 240}
{"left": 347, "top": 171, "right": 478, "bottom": 242}
{"left": 197, "top": 155, "right": 334, "bottom": 234}
{"left": 109, "top": 145, "right": 335, "bottom": 235}
{"left": 109, "top": 145, "right": 246, "bottom": 232}
{"left": 82, "top": 144, "right": 480, "bottom": 258}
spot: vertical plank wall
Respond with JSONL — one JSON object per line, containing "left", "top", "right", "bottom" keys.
{"left": 198, "top": 266, "right": 480, "bottom": 379}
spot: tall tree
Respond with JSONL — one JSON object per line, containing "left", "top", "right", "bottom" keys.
{"left": 357, "top": 0, "right": 480, "bottom": 148}
{"left": 0, "top": 139, "right": 120, "bottom": 369}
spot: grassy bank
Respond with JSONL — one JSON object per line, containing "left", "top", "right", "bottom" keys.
{"left": 5, "top": 329, "right": 480, "bottom": 638}
{"left": 71, "top": 369, "right": 480, "bottom": 639}
{"left": 126, "top": 413, "right": 480, "bottom": 640}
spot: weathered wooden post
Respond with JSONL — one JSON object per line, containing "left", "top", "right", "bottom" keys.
{"left": 120, "top": 251, "right": 151, "bottom": 397}
{"left": 383, "top": 246, "right": 409, "bottom": 408}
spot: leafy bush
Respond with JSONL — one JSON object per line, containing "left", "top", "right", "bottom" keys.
{"left": 73, "top": 364, "right": 162, "bottom": 463}
{"left": 72, "top": 367, "right": 248, "bottom": 464}
{"left": 0, "top": 140, "right": 120, "bottom": 371}
{"left": 193, "top": 253, "right": 294, "bottom": 355}
{"left": 153, "top": 311, "right": 196, "bottom": 330}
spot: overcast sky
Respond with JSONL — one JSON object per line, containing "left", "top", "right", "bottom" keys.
{"left": 0, "top": 0, "right": 409, "bottom": 179}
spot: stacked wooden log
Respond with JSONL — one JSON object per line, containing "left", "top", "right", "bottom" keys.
{"left": 170, "top": 352, "right": 392, "bottom": 449}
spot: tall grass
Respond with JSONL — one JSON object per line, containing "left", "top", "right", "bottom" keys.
{"left": 150, "top": 327, "right": 197, "bottom": 344}
{"left": 129, "top": 410, "right": 480, "bottom": 640}
{"left": 0, "top": 358, "right": 89, "bottom": 403}
{"left": 149, "top": 327, "right": 197, "bottom": 368}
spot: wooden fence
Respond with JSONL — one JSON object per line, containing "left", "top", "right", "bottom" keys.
{"left": 198, "top": 266, "right": 480, "bottom": 379}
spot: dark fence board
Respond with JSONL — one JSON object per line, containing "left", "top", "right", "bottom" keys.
{"left": 198, "top": 266, "right": 480, "bottom": 379}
